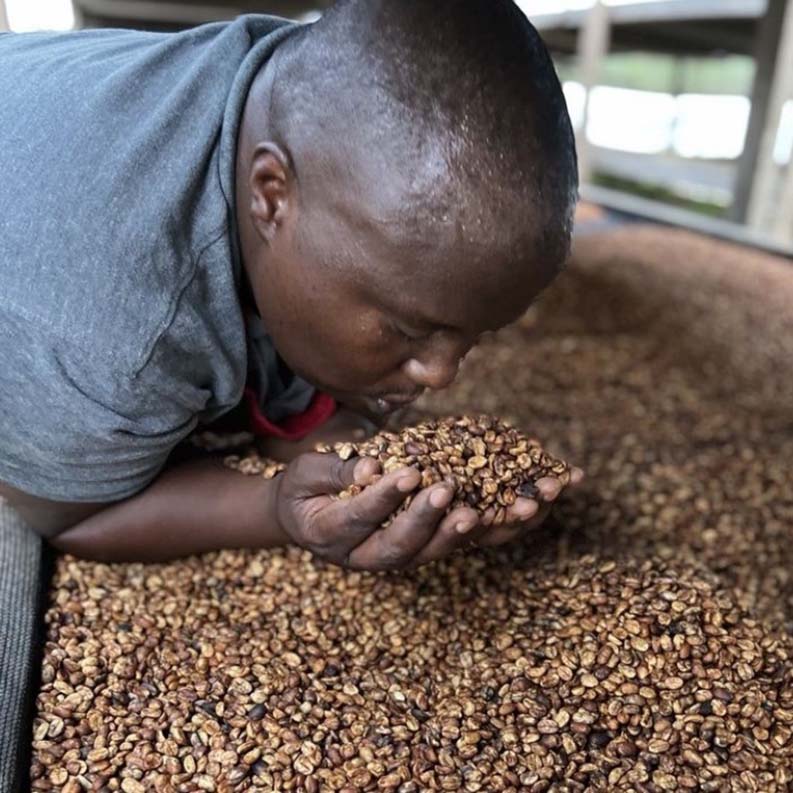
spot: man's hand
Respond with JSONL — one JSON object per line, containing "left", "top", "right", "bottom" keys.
{"left": 386, "top": 465, "right": 585, "bottom": 568}
{"left": 272, "top": 450, "right": 584, "bottom": 571}
{"left": 444, "top": 466, "right": 585, "bottom": 550}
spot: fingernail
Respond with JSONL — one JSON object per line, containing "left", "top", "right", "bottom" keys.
{"left": 537, "top": 479, "right": 561, "bottom": 500}
{"left": 353, "top": 460, "right": 372, "bottom": 485}
{"left": 430, "top": 487, "right": 453, "bottom": 508}
{"left": 455, "top": 520, "right": 476, "bottom": 534}
{"left": 397, "top": 472, "right": 419, "bottom": 492}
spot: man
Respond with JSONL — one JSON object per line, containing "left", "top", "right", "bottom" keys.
{"left": 0, "top": 0, "right": 581, "bottom": 569}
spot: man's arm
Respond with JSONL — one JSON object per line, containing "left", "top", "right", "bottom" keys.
{"left": 0, "top": 406, "right": 395, "bottom": 564}
{"left": 0, "top": 457, "right": 288, "bottom": 563}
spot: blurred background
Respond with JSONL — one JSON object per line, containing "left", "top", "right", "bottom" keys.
{"left": 2, "top": 0, "right": 792, "bottom": 254}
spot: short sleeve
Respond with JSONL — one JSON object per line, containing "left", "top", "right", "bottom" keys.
{"left": 0, "top": 313, "right": 204, "bottom": 503}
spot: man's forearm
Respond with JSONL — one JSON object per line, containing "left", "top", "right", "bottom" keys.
{"left": 50, "top": 457, "right": 289, "bottom": 563}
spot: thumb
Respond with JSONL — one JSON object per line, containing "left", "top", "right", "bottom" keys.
{"left": 289, "top": 452, "right": 380, "bottom": 497}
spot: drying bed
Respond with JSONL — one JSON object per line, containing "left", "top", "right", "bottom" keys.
{"left": 30, "top": 227, "right": 793, "bottom": 791}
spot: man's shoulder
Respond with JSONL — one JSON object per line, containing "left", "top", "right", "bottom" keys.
{"left": 0, "top": 19, "right": 255, "bottom": 375}
{"left": 1, "top": 226, "right": 239, "bottom": 383}
{"left": 0, "top": 15, "right": 293, "bottom": 412}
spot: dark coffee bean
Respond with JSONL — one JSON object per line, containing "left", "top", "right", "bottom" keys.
{"left": 517, "top": 482, "right": 540, "bottom": 499}
{"left": 666, "top": 620, "right": 685, "bottom": 637}
{"left": 645, "top": 754, "right": 661, "bottom": 770}
{"left": 251, "top": 761, "right": 267, "bottom": 777}
{"left": 588, "top": 731, "right": 612, "bottom": 750}
{"left": 712, "top": 687, "right": 733, "bottom": 703}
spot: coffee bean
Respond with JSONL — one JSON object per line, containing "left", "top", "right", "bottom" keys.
{"left": 516, "top": 482, "right": 540, "bottom": 499}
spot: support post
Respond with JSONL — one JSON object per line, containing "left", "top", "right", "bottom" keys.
{"left": 747, "top": 0, "right": 793, "bottom": 236}
{"left": 0, "top": 0, "right": 9, "bottom": 32}
{"left": 576, "top": 1, "right": 610, "bottom": 185}
{"left": 774, "top": 162, "right": 793, "bottom": 245}
{"left": 731, "top": 0, "right": 788, "bottom": 223}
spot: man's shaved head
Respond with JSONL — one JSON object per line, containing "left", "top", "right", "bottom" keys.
{"left": 271, "top": 0, "right": 578, "bottom": 266}
{"left": 235, "top": 0, "right": 578, "bottom": 419}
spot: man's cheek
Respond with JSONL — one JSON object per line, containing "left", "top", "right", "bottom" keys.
{"left": 309, "top": 325, "right": 393, "bottom": 387}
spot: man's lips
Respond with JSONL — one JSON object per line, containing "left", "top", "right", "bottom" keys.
{"left": 378, "top": 393, "right": 422, "bottom": 405}
{"left": 361, "top": 392, "right": 423, "bottom": 416}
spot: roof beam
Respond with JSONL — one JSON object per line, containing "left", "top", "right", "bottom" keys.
{"left": 532, "top": 0, "right": 766, "bottom": 31}
{"left": 75, "top": 0, "right": 246, "bottom": 26}
{"left": 74, "top": 0, "right": 330, "bottom": 27}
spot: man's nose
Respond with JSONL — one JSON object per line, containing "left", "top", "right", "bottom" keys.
{"left": 403, "top": 352, "right": 463, "bottom": 391}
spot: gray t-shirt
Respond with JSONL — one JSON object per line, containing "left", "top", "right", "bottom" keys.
{"left": 0, "top": 16, "right": 315, "bottom": 503}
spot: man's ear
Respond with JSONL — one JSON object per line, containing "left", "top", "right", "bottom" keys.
{"left": 249, "top": 142, "right": 293, "bottom": 244}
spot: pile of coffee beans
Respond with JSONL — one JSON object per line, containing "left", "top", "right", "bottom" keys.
{"left": 30, "top": 551, "right": 793, "bottom": 792}
{"left": 31, "top": 226, "right": 793, "bottom": 791}
{"left": 314, "top": 415, "right": 570, "bottom": 524}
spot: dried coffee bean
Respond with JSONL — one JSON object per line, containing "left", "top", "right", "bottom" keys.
{"left": 222, "top": 452, "right": 286, "bottom": 480}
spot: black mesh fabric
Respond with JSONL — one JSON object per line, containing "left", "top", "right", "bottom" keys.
{"left": 0, "top": 499, "right": 44, "bottom": 793}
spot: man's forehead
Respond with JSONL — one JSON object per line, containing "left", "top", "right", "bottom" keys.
{"left": 360, "top": 234, "right": 555, "bottom": 335}
{"left": 326, "top": 156, "right": 559, "bottom": 329}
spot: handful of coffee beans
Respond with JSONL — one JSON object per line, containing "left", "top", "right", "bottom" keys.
{"left": 316, "top": 414, "right": 571, "bottom": 525}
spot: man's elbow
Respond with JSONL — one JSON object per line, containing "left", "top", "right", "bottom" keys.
{"left": 0, "top": 480, "right": 107, "bottom": 539}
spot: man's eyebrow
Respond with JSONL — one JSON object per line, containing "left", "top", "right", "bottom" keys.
{"left": 389, "top": 307, "right": 458, "bottom": 333}
{"left": 376, "top": 289, "right": 464, "bottom": 333}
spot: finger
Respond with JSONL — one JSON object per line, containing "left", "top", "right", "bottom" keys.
{"left": 461, "top": 495, "right": 538, "bottom": 536}
{"left": 506, "top": 498, "right": 540, "bottom": 522}
{"left": 535, "top": 476, "right": 563, "bottom": 502}
{"left": 314, "top": 466, "right": 422, "bottom": 547}
{"left": 407, "top": 506, "right": 479, "bottom": 567}
{"left": 464, "top": 499, "right": 537, "bottom": 547}
{"left": 289, "top": 452, "right": 382, "bottom": 498}
{"left": 352, "top": 457, "right": 382, "bottom": 486}
{"left": 478, "top": 502, "right": 553, "bottom": 547}
{"left": 475, "top": 525, "right": 522, "bottom": 547}
{"left": 570, "top": 467, "right": 585, "bottom": 486}
{"left": 346, "top": 483, "right": 455, "bottom": 571}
